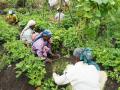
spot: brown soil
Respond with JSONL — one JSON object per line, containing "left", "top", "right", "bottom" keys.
{"left": 104, "top": 79, "right": 120, "bottom": 90}
{"left": 0, "top": 65, "right": 35, "bottom": 90}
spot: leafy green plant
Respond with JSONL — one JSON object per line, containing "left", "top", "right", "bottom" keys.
{"left": 16, "top": 54, "right": 46, "bottom": 87}
{"left": 0, "top": 17, "right": 19, "bottom": 42}
{"left": 53, "top": 58, "right": 70, "bottom": 74}
{"left": 0, "top": 16, "right": 19, "bottom": 69}
{"left": 41, "top": 78, "right": 58, "bottom": 90}
{"left": 62, "top": 27, "right": 83, "bottom": 54}
{"left": 4, "top": 40, "right": 30, "bottom": 62}
{"left": 93, "top": 47, "right": 120, "bottom": 82}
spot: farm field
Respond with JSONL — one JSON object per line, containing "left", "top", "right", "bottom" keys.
{"left": 0, "top": 0, "right": 120, "bottom": 90}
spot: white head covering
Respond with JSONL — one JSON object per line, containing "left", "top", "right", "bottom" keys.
{"left": 23, "top": 20, "right": 36, "bottom": 31}
{"left": 20, "top": 20, "right": 36, "bottom": 39}
{"left": 8, "top": 10, "right": 12, "bottom": 14}
{"left": 8, "top": 10, "right": 15, "bottom": 15}
{"left": 27, "top": 20, "right": 36, "bottom": 27}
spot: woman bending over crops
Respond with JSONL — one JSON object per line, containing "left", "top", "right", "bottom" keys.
{"left": 53, "top": 48, "right": 107, "bottom": 90}
{"left": 32, "top": 30, "right": 53, "bottom": 59}
{"left": 6, "top": 10, "right": 18, "bottom": 24}
{"left": 20, "top": 20, "right": 36, "bottom": 46}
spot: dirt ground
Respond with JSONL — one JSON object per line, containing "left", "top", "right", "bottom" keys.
{"left": 0, "top": 65, "right": 35, "bottom": 90}
{"left": 104, "top": 79, "right": 120, "bottom": 90}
